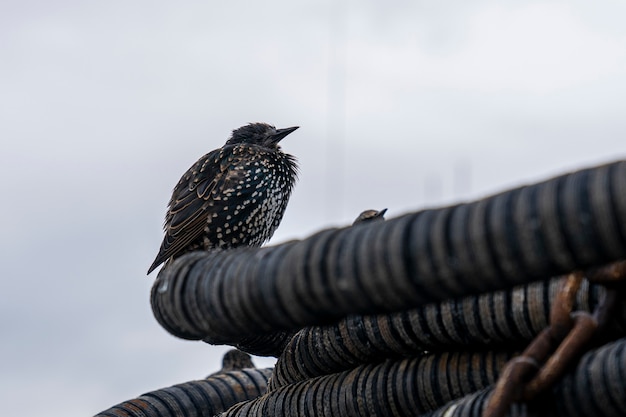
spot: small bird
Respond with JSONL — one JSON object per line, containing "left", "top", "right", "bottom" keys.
{"left": 148, "top": 122, "right": 299, "bottom": 274}
{"left": 219, "top": 349, "right": 255, "bottom": 373}
{"left": 352, "top": 208, "right": 387, "bottom": 225}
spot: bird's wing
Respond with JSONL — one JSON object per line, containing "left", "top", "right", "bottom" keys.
{"left": 148, "top": 147, "right": 248, "bottom": 273}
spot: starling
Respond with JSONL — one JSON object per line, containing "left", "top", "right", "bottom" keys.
{"left": 352, "top": 208, "right": 387, "bottom": 225}
{"left": 147, "top": 122, "right": 299, "bottom": 274}
{"left": 219, "top": 349, "right": 255, "bottom": 372}
{"left": 207, "top": 349, "right": 256, "bottom": 377}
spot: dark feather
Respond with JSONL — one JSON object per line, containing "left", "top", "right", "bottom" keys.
{"left": 147, "top": 131, "right": 298, "bottom": 275}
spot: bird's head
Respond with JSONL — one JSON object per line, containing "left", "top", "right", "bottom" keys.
{"left": 226, "top": 122, "right": 299, "bottom": 149}
{"left": 352, "top": 208, "right": 388, "bottom": 225}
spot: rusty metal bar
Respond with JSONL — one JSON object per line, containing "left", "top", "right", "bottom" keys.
{"left": 484, "top": 267, "right": 626, "bottom": 417}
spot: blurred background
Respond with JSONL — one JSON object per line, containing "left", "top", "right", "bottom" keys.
{"left": 2, "top": 1, "right": 626, "bottom": 415}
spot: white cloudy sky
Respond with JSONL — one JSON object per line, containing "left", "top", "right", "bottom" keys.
{"left": 2, "top": 1, "right": 626, "bottom": 416}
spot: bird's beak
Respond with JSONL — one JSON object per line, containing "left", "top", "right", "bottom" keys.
{"left": 375, "top": 208, "right": 388, "bottom": 219}
{"left": 269, "top": 126, "right": 299, "bottom": 144}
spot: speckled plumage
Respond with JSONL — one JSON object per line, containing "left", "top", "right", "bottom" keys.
{"left": 148, "top": 123, "right": 299, "bottom": 274}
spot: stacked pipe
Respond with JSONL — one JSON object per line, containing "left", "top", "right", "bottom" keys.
{"left": 98, "top": 160, "right": 626, "bottom": 416}
{"left": 269, "top": 277, "right": 625, "bottom": 389}
{"left": 219, "top": 338, "right": 626, "bottom": 417}
{"left": 95, "top": 366, "right": 272, "bottom": 417}
{"left": 151, "top": 161, "right": 626, "bottom": 344}
{"left": 415, "top": 337, "right": 626, "bottom": 417}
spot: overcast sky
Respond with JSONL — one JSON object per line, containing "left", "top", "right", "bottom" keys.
{"left": 2, "top": 1, "right": 626, "bottom": 416}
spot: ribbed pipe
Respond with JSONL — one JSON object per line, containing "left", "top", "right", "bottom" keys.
{"left": 554, "top": 336, "right": 626, "bottom": 417}
{"left": 419, "top": 389, "right": 531, "bottom": 417}
{"left": 151, "top": 161, "right": 626, "bottom": 343}
{"left": 270, "top": 278, "right": 626, "bottom": 388}
{"left": 234, "top": 332, "right": 295, "bottom": 357}
{"left": 95, "top": 368, "right": 272, "bottom": 417}
{"left": 420, "top": 337, "right": 626, "bottom": 417}
{"left": 219, "top": 351, "right": 512, "bottom": 417}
